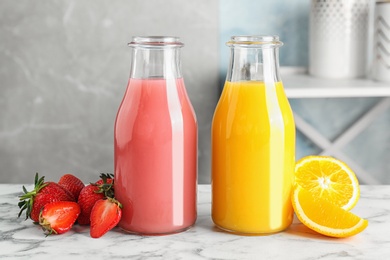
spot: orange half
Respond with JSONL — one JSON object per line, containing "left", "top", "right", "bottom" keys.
{"left": 294, "top": 156, "right": 359, "bottom": 210}
{"left": 292, "top": 185, "right": 368, "bottom": 238}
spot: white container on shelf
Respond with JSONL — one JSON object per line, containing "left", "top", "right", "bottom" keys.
{"left": 309, "top": 0, "right": 369, "bottom": 79}
{"left": 371, "top": 0, "right": 390, "bottom": 83}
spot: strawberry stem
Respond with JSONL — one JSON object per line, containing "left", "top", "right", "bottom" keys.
{"left": 92, "top": 173, "right": 115, "bottom": 199}
{"left": 18, "top": 173, "right": 48, "bottom": 220}
{"left": 107, "top": 197, "right": 123, "bottom": 208}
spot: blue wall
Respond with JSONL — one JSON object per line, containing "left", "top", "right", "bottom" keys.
{"left": 219, "top": 0, "right": 390, "bottom": 184}
{"left": 220, "top": 0, "right": 309, "bottom": 70}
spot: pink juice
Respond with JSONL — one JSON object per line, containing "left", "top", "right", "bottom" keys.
{"left": 114, "top": 78, "right": 197, "bottom": 235}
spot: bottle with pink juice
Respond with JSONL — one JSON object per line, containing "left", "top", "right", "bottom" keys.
{"left": 114, "top": 36, "right": 197, "bottom": 235}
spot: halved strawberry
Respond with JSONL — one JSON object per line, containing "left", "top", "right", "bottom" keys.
{"left": 90, "top": 198, "right": 122, "bottom": 238}
{"left": 18, "top": 173, "right": 75, "bottom": 222}
{"left": 39, "top": 201, "right": 80, "bottom": 235}
{"left": 58, "top": 174, "right": 85, "bottom": 200}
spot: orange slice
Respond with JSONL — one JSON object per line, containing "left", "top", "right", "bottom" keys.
{"left": 292, "top": 185, "right": 368, "bottom": 238}
{"left": 294, "top": 156, "right": 359, "bottom": 210}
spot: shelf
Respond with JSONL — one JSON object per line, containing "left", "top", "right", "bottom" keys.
{"left": 282, "top": 70, "right": 390, "bottom": 99}
{"left": 278, "top": 68, "right": 390, "bottom": 184}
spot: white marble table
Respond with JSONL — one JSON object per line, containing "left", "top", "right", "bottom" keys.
{"left": 1, "top": 184, "right": 389, "bottom": 259}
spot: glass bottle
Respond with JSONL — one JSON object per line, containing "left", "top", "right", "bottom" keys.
{"left": 211, "top": 35, "right": 295, "bottom": 234}
{"left": 114, "top": 36, "right": 197, "bottom": 235}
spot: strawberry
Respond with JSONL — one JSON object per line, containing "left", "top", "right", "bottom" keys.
{"left": 77, "top": 173, "right": 115, "bottom": 225}
{"left": 58, "top": 174, "right": 85, "bottom": 200}
{"left": 77, "top": 184, "right": 104, "bottom": 225}
{"left": 18, "top": 173, "right": 75, "bottom": 222}
{"left": 39, "top": 201, "right": 80, "bottom": 235}
{"left": 90, "top": 198, "right": 122, "bottom": 238}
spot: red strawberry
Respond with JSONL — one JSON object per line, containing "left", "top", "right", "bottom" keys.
{"left": 39, "top": 201, "right": 80, "bottom": 235}
{"left": 18, "top": 173, "right": 75, "bottom": 222}
{"left": 77, "top": 173, "right": 116, "bottom": 225}
{"left": 90, "top": 198, "right": 122, "bottom": 238}
{"left": 58, "top": 174, "right": 85, "bottom": 200}
{"left": 77, "top": 184, "right": 104, "bottom": 225}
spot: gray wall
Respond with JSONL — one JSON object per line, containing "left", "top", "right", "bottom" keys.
{"left": 1, "top": 0, "right": 219, "bottom": 183}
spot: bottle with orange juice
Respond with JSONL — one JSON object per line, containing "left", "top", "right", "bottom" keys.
{"left": 211, "top": 35, "right": 295, "bottom": 234}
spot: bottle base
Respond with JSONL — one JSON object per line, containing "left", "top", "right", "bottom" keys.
{"left": 214, "top": 223, "right": 290, "bottom": 236}
{"left": 119, "top": 223, "right": 195, "bottom": 236}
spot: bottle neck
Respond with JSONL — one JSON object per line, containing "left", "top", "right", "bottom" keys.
{"left": 226, "top": 36, "right": 282, "bottom": 83}
{"left": 129, "top": 47, "right": 182, "bottom": 79}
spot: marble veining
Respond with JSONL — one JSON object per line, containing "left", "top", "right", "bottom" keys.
{"left": 1, "top": 185, "right": 389, "bottom": 259}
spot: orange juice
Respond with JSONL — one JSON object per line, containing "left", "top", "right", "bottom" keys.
{"left": 211, "top": 80, "right": 295, "bottom": 234}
